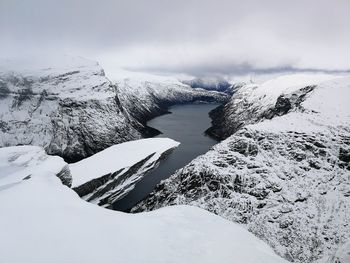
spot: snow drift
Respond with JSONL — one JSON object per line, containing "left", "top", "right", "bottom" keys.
{"left": 0, "top": 145, "right": 286, "bottom": 263}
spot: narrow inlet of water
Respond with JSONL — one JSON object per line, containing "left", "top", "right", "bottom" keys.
{"left": 112, "top": 103, "right": 219, "bottom": 211}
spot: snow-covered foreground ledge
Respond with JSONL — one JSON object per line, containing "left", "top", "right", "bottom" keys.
{"left": 0, "top": 145, "right": 286, "bottom": 263}
{"left": 70, "top": 138, "right": 180, "bottom": 207}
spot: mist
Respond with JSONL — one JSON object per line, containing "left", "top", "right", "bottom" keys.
{"left": 1, "top": 0, "right": 349, "bottom": 76}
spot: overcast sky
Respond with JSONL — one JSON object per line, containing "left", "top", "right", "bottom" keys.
{"left": 0, "top": 0, "right": 349, "bottom": 76}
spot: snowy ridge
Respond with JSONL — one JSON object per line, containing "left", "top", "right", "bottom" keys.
{"left": 133, "top": 74, "right": 350, "bottom": 262}
{"left": 206, "top": 74, "right": 344, "bottom": 139}
{"left": 70, "top": 138, "right": 180, "bottom": 207}
{"left": 0, "top": 145, "right": 286, "bottom": 263}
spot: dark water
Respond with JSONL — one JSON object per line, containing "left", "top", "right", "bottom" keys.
{"left": 112, "top": 103, "right": 219, "bottom": 211}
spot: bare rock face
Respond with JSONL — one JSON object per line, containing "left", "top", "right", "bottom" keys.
{"left": 56, "top": 164, "right": 72, "bottom": 187}
{"left": 133, "top": 75, "right": 350, "bottom": 262}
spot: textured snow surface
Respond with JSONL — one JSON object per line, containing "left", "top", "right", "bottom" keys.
{"left": 0, "top": 146, "right": 66, "bottom": 189}
{"left": 319, "top": 239, "right": 350, "bottom": 263}
{"left": 0, "top": 146, "right": 286, "bottom": 263}
{"left": 133, "top": 74, "right": 350, "bottom": 262}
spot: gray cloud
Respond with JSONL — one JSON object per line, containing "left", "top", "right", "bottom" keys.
{"left": 1, "top": 0, "right": 349, "bottom": 76}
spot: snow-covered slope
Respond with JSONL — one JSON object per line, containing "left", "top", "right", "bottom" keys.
{"left": 0, "top": 56, "right": 141, "bottom": 162}
{"left": 133, "top": 74, "right": 350, "bottom": 262}
{"left": 206, "top": 74, "right": 342, "bottom": 139}
{"left": 70, "top": 138, "right": 179, "bottom": 207}
{"left": 0, "top": 145, "right": 286, "bottom": 263}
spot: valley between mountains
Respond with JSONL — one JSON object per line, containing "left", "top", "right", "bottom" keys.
{"left": 0, "top": 57, "right": 349, "bottom": 263}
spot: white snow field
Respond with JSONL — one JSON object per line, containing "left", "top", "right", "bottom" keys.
{"left": 70, "top": 138, "right": 180, "bottom": 187}
{"left": 0, "top": 145, "right": 286, "bottom": 263}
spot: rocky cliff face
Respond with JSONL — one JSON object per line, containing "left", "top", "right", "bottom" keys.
{"left": 0, "top": 57, "right": 228, "bottom": 162}
{"left": 132, "top": 74, "right": 350, "bottom": 262}
{"left": 0, "top": 57, "right": 141, "bottom": 162}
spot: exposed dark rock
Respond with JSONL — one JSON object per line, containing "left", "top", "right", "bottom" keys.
{"left": 56, "top": 165, "right": 72, "bottom": 187}
{"left": 274, "top": 95, "right": 292, "bottom": 115}
{"left": 339, "top": 148, "right": 350, "bottom": 163}
{"left": 22, "top": 175, "right": 31, "bottom": 180}
{"left": 0, "top": 82, "right": 10, "bottom": 99}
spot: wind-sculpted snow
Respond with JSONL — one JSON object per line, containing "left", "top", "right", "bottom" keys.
{"left": 0, "top": 56, "right": 141, "bottom": 162}
{"left": 70, "top": 138, "right": 180, "bottom": 207}
{"left": 133, "top": 74, "right": 350, "bottom": 262}
{"left": 0, "top": 145, "right": 287, "bottom": 263}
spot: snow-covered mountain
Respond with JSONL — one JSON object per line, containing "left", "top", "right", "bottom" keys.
{"left": 0, "top": 56, "right": 142, "bottom": 162}
{"left": 132, "top": 74, "right": 350, "bottom": 262}
{"left": 0, "top": 145, "right": 287, "bottom": 263}
{"left": 0, "top": 57, "right": 228, "bottom": 161}
{"left": 181, "top": 77, "right": 232, "bottom": 93}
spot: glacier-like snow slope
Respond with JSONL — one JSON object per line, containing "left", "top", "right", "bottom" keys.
{"left": 70, "top": 138, "right": 180, "bottom": 207}
{"left": 0, "top": 56, "right": 141, "bottom": 162}
{"left": 133, "top": 74, "right": 350, "bottom": 262}
{"left": 0, "top": 145, "right": 287, "bottom": 263}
